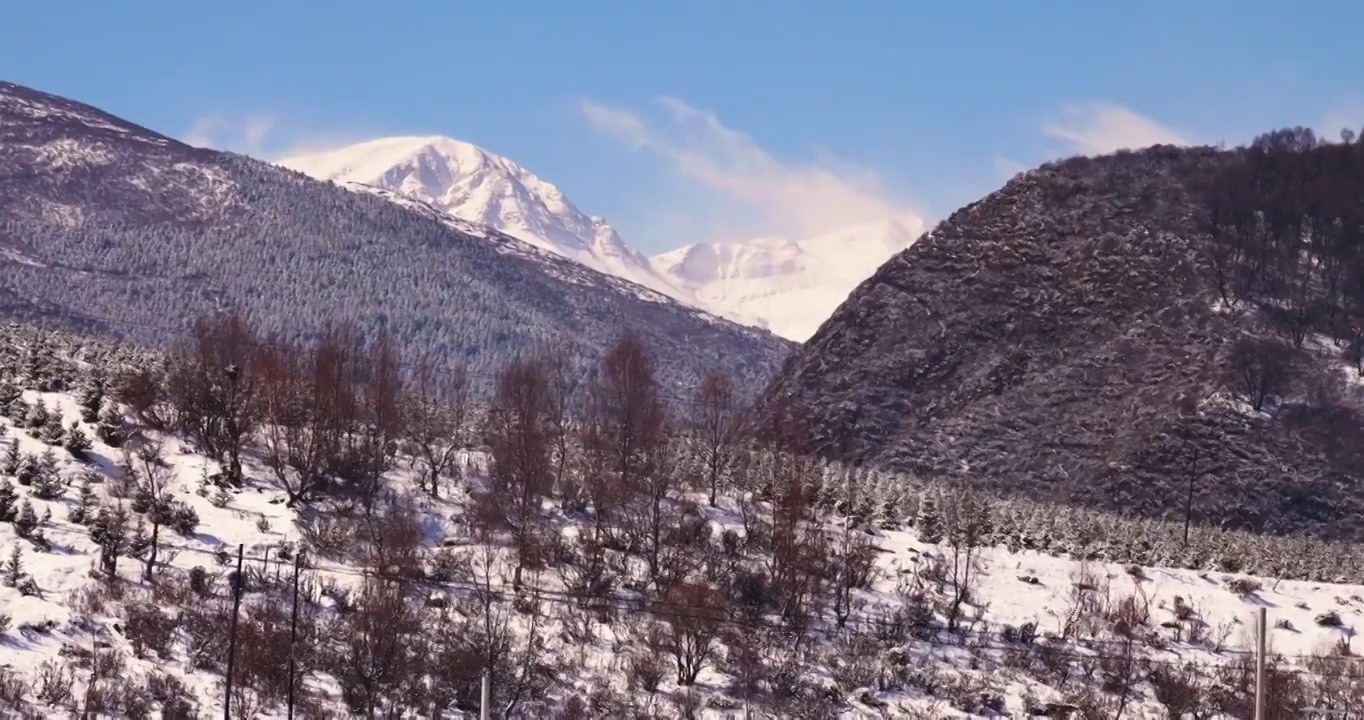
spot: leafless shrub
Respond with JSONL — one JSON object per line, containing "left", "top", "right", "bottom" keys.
{"left": 143, "top": 671, "right": 197, "bottom": 718}
{"left": 33, "top": 659, "right": 74, "bottom": 706}
{"left": 123, "top": 602, "right": 178, "bottom": 660}
{"left": 625, "top": 638, "right": 668, "bottom": 696}
{"left": 1105, "top": 586, "right": 1152, "bottom": 639}
{"left": 827, "top": 632, "right": 884, "bottom": 692}
{"left": 0, "top": 667, "right": 29, "bottom": 713}
{"left": 1061, "top": 562, "right": 1109, "bottom": 640}
{"left": 656, "top": 581, "right": 726, "bottom": 686}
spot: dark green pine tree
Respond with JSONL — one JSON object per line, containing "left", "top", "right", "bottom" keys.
{"left": 1, "top": 439, "right": 18, "bottom": 476}
{"left": 917, "top": 491, "right": 944, "bottom": 545}
{"left": 65, "top": 421, "right": 92, "bottom": 460}
{"left": 0, "top": 478, "right": 17, "bottom": 522}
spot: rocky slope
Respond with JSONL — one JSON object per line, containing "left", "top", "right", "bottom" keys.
{"left": 0, "top": 81, "right": 792, "bottom": 394}
{"left": 765, "top": 144, "right": 1364, "bottom": 539}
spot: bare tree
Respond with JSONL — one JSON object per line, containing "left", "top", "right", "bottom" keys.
{"left": 584, "top": 332, "right": 666, "bottom": 549}
{"left": 403, "top": 360, "right": 466, "bottom": 499}
{"left": 257, "top": 343, "right": 329, "bottom": 505}
{"left": 829, "top": 524, "right": 878, "bottom": 627}
{"left": 347, "top": 328, "right": 405, "bottom": 514}
{"left": 327, "top": 576, "right": 425, "bottom": 717}
{"left": 749, "top": 400, "right": 830, "bottom": 634}
{"left": 129, "top": 442, "right": 174, "bottom": 582}
{"left": 693, "top": 367, "right": 742, "bottom": 506}
{"left": 542, "top": 342, "right": 580, "bottom": 495}
{"left": 1227, "top": 337, "right": 1296, "bottom": 412}
{"left": 257, "top": 329, "right": 360, "bottom": 506}
{"left": 479, "top": 356, "right": 554, "bottom": 588}
{"left": 166, "top": 311, "right": 261, "bottom": 485}
{"left": 940, "top": 484, "right": 988, "bottom": 632}
{"left": 656, "top": 581, "right": 726, "bottom": 685}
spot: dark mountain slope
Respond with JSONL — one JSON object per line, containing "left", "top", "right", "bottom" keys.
{"left": 767, "top": 143, "right": 1364, "bottom": 539}
{"left": 0, "top": 81, "right": 793, "bottom": 394}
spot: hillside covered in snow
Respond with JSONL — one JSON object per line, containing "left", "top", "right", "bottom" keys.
{"left": 652, "top": 218, "right": 924, "bottom": 341}
{"left": 279, "top": 136, "right": 923, "bottom": 341}
{"left": 2, "top": 321, "right": 1364, "bottom": 718}
{"left": 0, "top": 80, "right": 791, "bottom": 396}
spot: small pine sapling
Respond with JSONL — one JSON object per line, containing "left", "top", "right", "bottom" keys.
{"left": 64, "top": 422, "right": 92, "bottom": 460}
{"left": 2, "top": 544, "right": 24, "bottom": 589}
{"left": 14, "top": 454, "right": 38, "bottom": 487}
{"left": 68, "top": 477, "right": 99, "bottom": 525}
{"left": 1, "top": 439, "right": 18, "bottom": 476}
{"left": 0, "top": 479, "right": 16, "bottom": 522}
{"left": 39, "top": 410, "right": 65, "bottom": 445}
{"left": 14, "top": 500, "right": 38, "bottom": 539}
{"left": 96, "top": 403, "right": 126, "bottom": 448}
{"left": 24, "top": 399, "right": 48, "bottom": 431}
{"left": 78, "top": 375, "right": 104, "bottom": 424}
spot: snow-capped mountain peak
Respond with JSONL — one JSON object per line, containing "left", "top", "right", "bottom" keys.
{"left": 277, "top": 136, "right": 675, "bottom": 295}
{"left": 652, "top": 216, "right": 926, "bottom": 340}
{"left": 279, "top": 135, "right": 925, "bottom": 342}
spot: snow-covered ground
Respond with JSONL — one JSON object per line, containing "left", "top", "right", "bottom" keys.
{"left": 3, "top": 336, "right": 1364, "bottom": 718}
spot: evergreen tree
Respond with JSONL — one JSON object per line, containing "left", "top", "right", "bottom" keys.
{"left": 39, "top": 409, "right": 65, "bottom": 445}
{"left": 129, "top": 514, "right": 150, "bottom": 559}
{"left": 1, "top": 439, "right": 18, "bottom": 477}
{"left": 68, "top": 477, "right": 98, "bottom": 525}
{"left": 24, "top": 399, "right": 48, "bottom": 430}
{"left": 29, "top": 451, "right": 64, "bottom": 500}
{"left": 0, "top": 379, "right": 20, "bottom": 416}
{"left": 0, "top": 478, "right": 16, "bottom": 522}
{"left": 916, "top": 490, "right": 943, "bottom": 544}
{"left": 89, "top": 504, "right": 130, "bottom": 575}
{"left": 2, "top": 543, "right": 24, "bottom": 588}
{"left": 14, "top": 500, "right": 38, "bottom": 539}
{"left": 14, "top": 453, "right": 38, "bottom": 486}
{"left": 64, "top": 421, "right": 92, "bottom": 460}
{"left": 96, "top": 403, "right": 126, "bottom": 448}
{"left": 77, "top": 373, "right": 104, "bottom": 424}
{"left": 5, "top": 397, "right": 27, "bottom": 426}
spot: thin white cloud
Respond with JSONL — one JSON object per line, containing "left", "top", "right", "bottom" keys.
{"left": 181, "top": 114, "right": 278, "bottom": 157}
{"left": 180, "top": 114, "right": 369, "bottom": 161}
{"left": 1043, "top": 101, "right": 1191, "bottom": 156}
{"left": 580, "top": 96, "right": 925, "bottom": 244}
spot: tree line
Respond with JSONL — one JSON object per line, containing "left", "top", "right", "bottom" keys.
{"left": 1206, "top": 127, "right": 1364, "bottom": 387}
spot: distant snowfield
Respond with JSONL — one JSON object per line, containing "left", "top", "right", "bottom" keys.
{"left": 5, "top": 378, "right": 1364, "bottom": 716}
{"left": 277, "top": 137, "right": 926, "bottom": 342}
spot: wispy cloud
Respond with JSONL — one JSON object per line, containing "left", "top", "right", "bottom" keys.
{"left": 182, "top": 114, "right": 278, "bottom": 157}
{"left": 580, "top": 97, "right": 924, "bottom": 244}
{"left": 1043, "top": 101, "right": 1192, "bottom": 156}
{"left": 180, "top": 114, "right": 364, "bottom": 161}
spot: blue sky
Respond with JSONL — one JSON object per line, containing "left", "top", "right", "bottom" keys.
{"left": 4, "top": 0, "right": 1362, "bottom": 251}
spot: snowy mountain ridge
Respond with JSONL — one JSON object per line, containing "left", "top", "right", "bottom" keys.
{"left": 279, "top": 137, "right": 925, "bottom": 341}
{"left": 277, "top": 136, "right": 679, "bottom": 298}
{"left": 651, "top": 217, "right": 925, "bottom": 340}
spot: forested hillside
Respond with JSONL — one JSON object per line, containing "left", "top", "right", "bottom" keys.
{"left": 0, "top": 81, "right": 792, "bottom": 397}
{"left": 767, "top": 133, "right": 1364, "bottom": 539}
